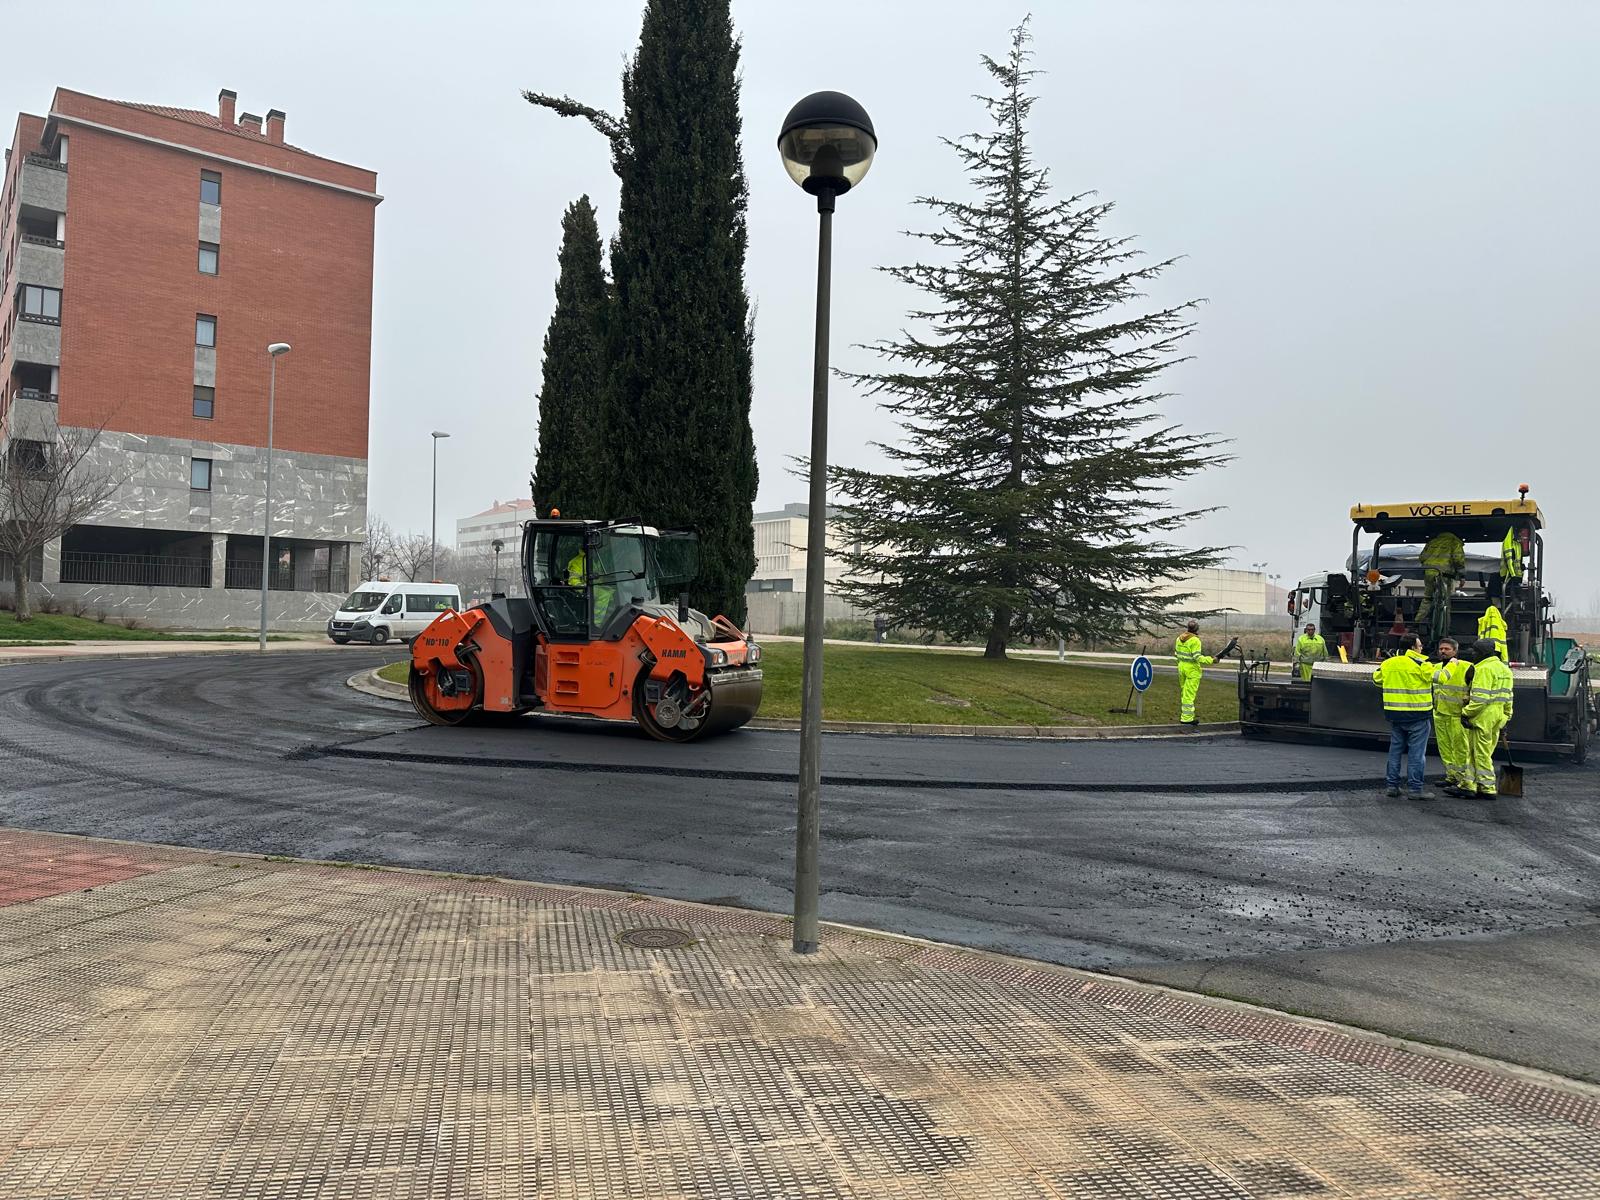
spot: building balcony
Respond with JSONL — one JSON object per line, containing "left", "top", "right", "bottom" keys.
{"left": 16, "top": 237, "right": 64, "bottom": 290}
{"left": 9, "top": 316, "right": 60, "bottom": 366}
{"left": 5, "top": 393, "right": 59, "bottom": 442}
{"left": 17, "top": 157, "right": 67, "bottom": 213}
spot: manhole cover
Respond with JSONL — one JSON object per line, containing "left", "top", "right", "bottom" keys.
{"left": 617, "top": 927, "right": 697, "bottom": 950}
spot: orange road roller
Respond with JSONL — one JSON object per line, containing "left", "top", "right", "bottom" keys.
{"left": 408, "top": 518, "right": 763, "bottom": 742}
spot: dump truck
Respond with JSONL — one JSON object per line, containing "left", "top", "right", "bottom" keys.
{"left": 408, "top": 517, "right": 763, "bottom": 741}
{"left": 1239, "top": 490, "right": 1594, "bottom": 761}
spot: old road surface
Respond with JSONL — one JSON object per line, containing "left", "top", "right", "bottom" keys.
{"left": 2, "top": 649, "right": 1596, "bottom": 1081}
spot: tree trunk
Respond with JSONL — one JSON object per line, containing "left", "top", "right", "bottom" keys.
{"left": 984, "top": 607, "right": 1010, "bottom": 659}
{"left": 12, "top": 560, "right": 31, "bottom": 622}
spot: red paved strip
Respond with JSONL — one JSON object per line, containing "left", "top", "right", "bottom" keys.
{"left": 0, "top": 831, "right": 167, "bottom": 906}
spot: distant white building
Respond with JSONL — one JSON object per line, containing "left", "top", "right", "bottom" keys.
{"left": 749, "top": 503, "right": 854, "bottom": 595}
{"left": 454, "top": 499, "right": 536, "bottom": 598}
{"left": 1163, "top": 567, "right": 1270, "bottom": 617}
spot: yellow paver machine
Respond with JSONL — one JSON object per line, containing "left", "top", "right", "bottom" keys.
{"left": 1239, "top": 489, "right": 1594, "bottom": 761}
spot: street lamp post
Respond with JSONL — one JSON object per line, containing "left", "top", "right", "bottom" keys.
{"left": 430, "top": 431, "right": 450, "bottom": 580}
{"left": 259, "top": 343, "right": 291, "bottom": 652}
{"left": 778, "top": 91, "right": 877, "bottom": 955}
{"left": 491, "top": 538, "right": 504, "bottom": 597}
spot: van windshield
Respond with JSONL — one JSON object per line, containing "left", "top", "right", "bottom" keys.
{"left": 341, "top": 590, "right": 388, "bottom": 613}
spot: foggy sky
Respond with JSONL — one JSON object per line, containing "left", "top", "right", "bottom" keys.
{"left": 8, "top": 1, "right": 1597, "bottom": 608}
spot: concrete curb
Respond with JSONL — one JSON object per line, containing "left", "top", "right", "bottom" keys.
{"left": 22, "top": 825, "right": 1600, "bottom": 1117}
{"left": 349, "top": 667, "right": 1237, "bottom": 740}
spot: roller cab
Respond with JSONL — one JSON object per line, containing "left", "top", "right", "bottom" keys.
{"left": 409, "top": 518, "right": 762, "bottom": 742}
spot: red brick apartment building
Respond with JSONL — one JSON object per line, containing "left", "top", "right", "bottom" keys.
{"left": 0, "top": 88, "right": 379, "bottom": 627}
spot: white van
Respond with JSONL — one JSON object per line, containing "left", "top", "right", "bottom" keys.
{"left": 327, "top": 580, "right": 462, "bottom": 645}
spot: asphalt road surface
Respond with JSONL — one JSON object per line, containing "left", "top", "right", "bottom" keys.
{"left": 1, "top": 649, "right": 1596, "bottom": 1082}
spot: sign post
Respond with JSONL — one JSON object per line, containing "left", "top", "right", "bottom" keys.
{"left": 1129, "top": 655, "right": 1154, "bottom": 719}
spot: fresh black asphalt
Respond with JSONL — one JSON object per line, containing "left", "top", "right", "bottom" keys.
{"left": 1, "top": 648, "right": 1596, "bottom": 1082}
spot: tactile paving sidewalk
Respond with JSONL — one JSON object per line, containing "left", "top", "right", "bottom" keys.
{"left": 1, "top": 829, "right": 1598, "bottom": 1198}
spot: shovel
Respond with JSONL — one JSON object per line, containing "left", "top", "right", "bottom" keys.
{"left": 1496, "top": 733, "right": 1524, "bottom": 798}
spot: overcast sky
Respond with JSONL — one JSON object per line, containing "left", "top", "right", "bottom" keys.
{"left": 9, "top": 1, "right": 1597, "bottom": 607}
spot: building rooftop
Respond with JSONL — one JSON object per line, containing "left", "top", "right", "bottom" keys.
{"left": 463, "top": 498, "right": 538, "bottom": 521}
{"left": 110, "top": 101, "right": 302, "bottom": 149}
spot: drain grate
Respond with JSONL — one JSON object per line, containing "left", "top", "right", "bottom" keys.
{"left": 617, "top": 927, "right": 697, "bottom": 950}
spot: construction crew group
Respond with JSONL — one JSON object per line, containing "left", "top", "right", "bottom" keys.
{"left": 1173, "top": 607, "right": 1515, "bottom": 802}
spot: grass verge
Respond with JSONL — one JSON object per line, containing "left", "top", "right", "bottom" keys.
{"left": 387, "top": 642, "right": 1236, "bottom": 726}
{"left": 0, "top": 612, "right": 294, "bottom": 642}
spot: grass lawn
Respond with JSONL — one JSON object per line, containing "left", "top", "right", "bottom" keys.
{"left": 755, "top": 642, "right": 1236, "bottom": 726}
{"left": 387, "top": 642, "right": 1236, "bottom": 726}
{"left": 0, "top": 612, "right": 291, "bottom": 643}
{"left": 377, "top": 659, "right": 410, "bottom": 686}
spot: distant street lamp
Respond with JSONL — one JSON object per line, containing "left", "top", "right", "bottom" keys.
{"left": 259, "top": 342, "right": 291, "bottom": 652}
{"left": 778, "top": 90, "right": 877, "bottom": 955}
{"left": 491, "top": 538, "right": 504, "bottom": 597}
{"left": 430, "top": 431, "right": 450, "bottom": 580}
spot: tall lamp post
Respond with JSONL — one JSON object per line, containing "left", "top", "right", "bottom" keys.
{"left": 430, "top": 431, "right": 450, "bottom": 580}
{"left": 259, "top": 342, "right": 292, "bottom": 652}
{"left": 778, "top": 91, "right": 877, "bottom": 954}
{"left": 491, "top": 538, "right": 504, "bottom": 597}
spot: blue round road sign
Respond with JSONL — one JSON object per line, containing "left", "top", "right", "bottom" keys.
{"left": 1130, "top": 656, "right": 1154, "bottom": 692}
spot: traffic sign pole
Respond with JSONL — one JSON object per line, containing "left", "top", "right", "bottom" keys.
{"left": 1129, "top": 655, "right": 1154, "bottom": 720}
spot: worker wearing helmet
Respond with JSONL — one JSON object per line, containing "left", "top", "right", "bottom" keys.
{"left": 1460, "top": 637, "right": 1515, "bottom": 798}
{"left": 1293, "top": 623, "right": 1328, "bottom": 682}
{"left": 1173, "top": 620, "right": 1213, "bottom": 726}
{"left": 1416, "top": 530, "right": 1466, "bottom": 637}
{"left": 1477, "top": 602, "right": 1509, "bottom": 661}
{"left": 1431, "top": 637, "right": 1472, "bottom": 795}
{"left": 1371, "top": 632, "right": 1437, "bottom": 799}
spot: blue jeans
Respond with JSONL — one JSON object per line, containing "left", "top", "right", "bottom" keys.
{"left": 1386, "top": 714, "right": 1431, "bottom": 792}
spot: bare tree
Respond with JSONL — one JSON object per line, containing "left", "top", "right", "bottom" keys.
{"left": 361, "top": 513, "right": 396, "bottom": 580}
{"left": 385, "top": 532, "right": 455, "bottom": 583}
{"left": 0, "top": 424, "right": 125, "bottom": 621}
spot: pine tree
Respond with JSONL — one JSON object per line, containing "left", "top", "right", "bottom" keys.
{"left": 532, "top": 195, "right": 609, "bottom": 517}
{"left": 524, "top": 0, "right": 757, "bottom": 622}
{"left": 829, "top": 22, "right": 1229, "bottom": 659}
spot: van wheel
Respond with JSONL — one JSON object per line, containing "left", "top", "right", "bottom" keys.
{"left": 370, "top": 628, "right": 388, "bottom": 646}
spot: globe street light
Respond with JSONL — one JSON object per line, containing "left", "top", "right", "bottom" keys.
{"left": 430, "top": 431, "right": 450, "bottom": 581}
{"left": 259, "top": 342, "right": 291, "bottom": 652}
{"left": 778, "top": 91, "right": 877, "bottom": 955}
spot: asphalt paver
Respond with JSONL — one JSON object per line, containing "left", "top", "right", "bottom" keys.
{"left": 2, "top": 827, "right": 1597, "bottom": 1198}
{"left": 1, "top": 649, "right": 1596, "bottom": 1083}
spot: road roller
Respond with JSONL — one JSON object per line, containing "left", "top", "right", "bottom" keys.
{"left": 408, "top": 517, "right": 762, "bottom": 741}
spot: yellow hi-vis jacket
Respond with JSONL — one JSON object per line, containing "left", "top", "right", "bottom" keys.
{"left": 1371, "top": 649, "right": 1435, "bottom": 714}
{"left": 1431, "top": 657, "right": 1471, "bottom": 716}
{"left": 1173, "top": 634, "right": 1213, "bottom": 671}
{"left": 1462, "top": 654, "right": 1514, "bottom": 723}
{"left": 1500, "top": 528, "right": 1523, "bottom": 580}
{"left": 1478, "top": 604, "right": 1509, "bottom": 657}
{"left": 1419, "top": 532, "right": 1466, "bottom": 576}
{"left": 1294, "top": 633, "right": 1327, "bottom": 679}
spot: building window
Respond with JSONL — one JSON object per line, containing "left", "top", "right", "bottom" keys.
{"left": 200, "top": 170, "right": 221, "bottom": 206}
{"left": 198, "top": 242, "right": 219, "bottom": 275}
{"left": 20, "top": 285, "right": 62, "bottom": 322}
{"left": 193, "top": 385, "right": 215, "bottom": 419}
{"left": 190, "top": 458, "right": 212, "bottom": 491}
{"left": 196, "top": 315, "right": 216, "bottom": 347}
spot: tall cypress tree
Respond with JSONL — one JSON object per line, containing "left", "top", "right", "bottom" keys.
{"left": 524, "top": 0, "right": 757, "bottom": 623}
{"left": 829, "top": 22, "right": 1229, "bottom": 658}
{"left": 532, "top": 195, "right": 609, "bottom": 517}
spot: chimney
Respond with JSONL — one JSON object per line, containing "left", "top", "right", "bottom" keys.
{"left": 218, "top": 89, "right": 237, "bottom": 126}
{"left": 265, "top": 108, "right": 286, "bottom": 145}
{"left": 238, "top": 112, "right": 263, "bottom": 135}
